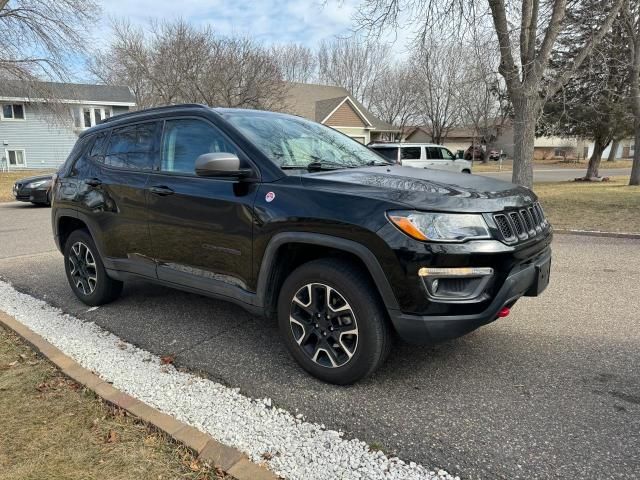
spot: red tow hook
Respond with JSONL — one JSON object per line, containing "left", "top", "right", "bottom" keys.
{"left": 498, "top": 307, "right": 511, "bottom": 318}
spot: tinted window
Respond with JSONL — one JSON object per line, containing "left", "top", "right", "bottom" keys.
{"left": 426, "top": 147, "right": 442, "bottom": 160}
{"left": 104, "top": 122, "right": 158, "bottom": 170}
{"left": 161, "top": 119, "right": 237, "bottom": 174}
{"left": 90, "top": 131, "right": 110, "bottom": 161}
{"left": 440, "top": 148, "right": 455, "bottom": 160}
{"left": 67, "top": 135, "right": 95, "bottom": 176}
{"left": 371, "top": 147, "right": 398, "bottom": 162}
{"left": 401, "top": 147, "right": 421, "bottom": 160}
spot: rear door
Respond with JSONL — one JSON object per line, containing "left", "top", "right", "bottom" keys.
{"left": 72, "top": 122, "right": 158, "bottom": 277}
{"left": 399, "top": 146, "right": 425, "bottom": 168}
{"left": 146, "top": 116, "right": 258, "bottom": 297}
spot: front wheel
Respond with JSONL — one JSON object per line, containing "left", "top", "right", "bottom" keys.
{"left": 277, "top": 258, "right": 391, "bottom": 384}
{"left": 462, "top": 169, "right": 471, "bottom": 174}
{"left": 64, "top": 229, "right": 123, "bottom": 306}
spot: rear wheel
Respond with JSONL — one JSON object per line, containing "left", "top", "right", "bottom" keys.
{"left": 277, "top": 258, "right": 391, "bottom": 384}
{"left": 64, "top": 229, "right": 123, "bottom": 306}
{"left": 462, "top": 169, "right": 471, "bottom": 174}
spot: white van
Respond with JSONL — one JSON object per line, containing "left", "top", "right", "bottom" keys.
{"left": 368, "top": 143, "right": 472, "bottom": 174}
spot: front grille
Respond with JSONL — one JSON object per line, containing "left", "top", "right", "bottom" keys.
{"left": 493, "top": 202, "right": 548, "bottom": 243}
{"left": 509, "top": 212, "right": 525, "bottom": 237}
{"left": 494, "top": 214, "right": 514, "bottom": 241}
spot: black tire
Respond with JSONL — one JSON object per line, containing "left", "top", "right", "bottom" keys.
{"left": 462, "top": 169, "right": 471, "bottom": 174}
{"left": 277, "top": 258, "right": 391, "bottom": 384}
{"left": 63, "top": 229, "right": 123, "bottom": 306}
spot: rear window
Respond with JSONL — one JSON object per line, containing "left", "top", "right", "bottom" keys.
{"left": 371, "top": 147, "right": 398, "bottom": 162}
{"left": 401, "top": 147, "right": 421, "bottom": 160}
{"left": 103, "top": 122, "right": 158, "bottom": 170}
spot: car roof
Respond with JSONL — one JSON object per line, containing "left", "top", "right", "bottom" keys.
{"left": 79, "top": 104, "right": 312, "bottom": 138}
{"left": 369, "top": 143, "right": 446, "bottom": 148}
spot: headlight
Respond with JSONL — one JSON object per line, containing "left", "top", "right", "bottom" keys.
{"left": 27, "top": 179, "right": 52, "bottom": 189}
{"left": 388, "top": 211, "right": 491, "bottom": 242}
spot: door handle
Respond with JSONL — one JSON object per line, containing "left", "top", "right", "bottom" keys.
{"left": 149, "top": 185, "right": 175, "bottom": 196}
{"left": 85, "top": 178, "right": 102, "bottom": 187}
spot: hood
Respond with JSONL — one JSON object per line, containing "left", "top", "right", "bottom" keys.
{"left": 299, "top": 165, "right": 536, "bottom": 213}
{"left": 15, "top": 174, "right": 53, "bottom": 185}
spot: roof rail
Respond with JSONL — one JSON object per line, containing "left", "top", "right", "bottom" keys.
{"left": 102, "top": 103, "right": 209, "bottom": 123}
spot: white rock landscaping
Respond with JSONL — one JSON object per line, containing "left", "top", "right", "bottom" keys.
{"left": 0, "top": 279, "right": 458, "bottom": 480}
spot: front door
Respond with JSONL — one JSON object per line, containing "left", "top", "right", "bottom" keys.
{"left": 146, "top": 117, "right": 258, "bottom": 298}
{"left": 426, "top": 146, "right": 456, "bottom": 171}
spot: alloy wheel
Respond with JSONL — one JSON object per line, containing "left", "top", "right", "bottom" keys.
{"left": 68, "top": 241, "right": 98, "bottom": 295}
{"left": 289, "top": 283, "right": 358, "bottom": 368}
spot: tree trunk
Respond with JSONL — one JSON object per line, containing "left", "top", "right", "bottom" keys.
{"left": 607, "top": 139, "right": 620, "bottom": 162}
{"left": 631, "top": 128, "right": 640, "bottom": 185}
{"left": 511, "top": 95, "right": 539, "bottom": 188}
{"left": 586, "top": 137, "right": 607, "bottom": 179}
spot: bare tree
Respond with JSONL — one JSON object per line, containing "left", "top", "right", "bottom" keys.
{"left": 90, "top": 19, "right": 286, "bottom": 111}
{"left": 411, "top": 39, "right": 461, "bottom": 145}
{"left": 454, "top": 37, "right": 511, "bottom": 160}
{"left": 317, "top": 36, "right": 391, "bottom": 108}
{"left": 356, "top": 0, "right": 626, "bottom": 188}
{"left": 623, "top": 1, "right": 640, "bottom": 186}
{"left": 0, "top": 0, "right": 99, "bottom": 98}
{"left": 271, "top": 44, "right": 316, "bottom": 83}
{"left": 368, "top": 63, "right": 417, "bottom": 139}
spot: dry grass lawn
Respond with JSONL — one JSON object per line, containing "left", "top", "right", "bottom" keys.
{"left": 0, "top": 170, "right": 56, "bottom": 203}
{"left": 0, "top": 325, "right": 232, "bottom": 480}
{"left": 473, "top": 158, "right": 634, "bottom": 172}
{"left": 535, "top": 176, "right": 640, "bottom": 233}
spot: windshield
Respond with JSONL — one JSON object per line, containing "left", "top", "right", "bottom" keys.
{"left": 221, "top": 111, "right": 390, "bottom": 169}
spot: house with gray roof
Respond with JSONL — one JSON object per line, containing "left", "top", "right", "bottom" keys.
{"left": 284, "top": 82, "right": 399, "bottom": 144}
{"left": 1, "top": 81, "right": 135, "bottom": 170}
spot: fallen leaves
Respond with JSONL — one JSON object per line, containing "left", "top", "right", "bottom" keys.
{"left": 160, "top": 354, "right": 175, "bottom": 365}
{"left": 106, "top": 429, "right": 118, "bottom": 444}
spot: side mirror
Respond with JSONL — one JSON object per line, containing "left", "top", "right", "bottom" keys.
{"left": 195, "top": 152, "right": 253, "bottom": 178}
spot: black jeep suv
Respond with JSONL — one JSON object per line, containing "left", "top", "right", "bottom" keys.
{"left": 51, "top": 104, "right": 552, "bottom": 384}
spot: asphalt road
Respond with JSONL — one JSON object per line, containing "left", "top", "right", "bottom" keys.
{"left": 480, "top": 167, "right": 632, "bottom": 183}
{"left": 1, "top": 202, "right": 638, "bottom": 480}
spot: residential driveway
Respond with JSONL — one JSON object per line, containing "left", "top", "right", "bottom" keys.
{"left": 1, "top": 201, "right": 638, "bottom": 480}
{"left": 480, "top": 167, "right": 632, "bottom": 183}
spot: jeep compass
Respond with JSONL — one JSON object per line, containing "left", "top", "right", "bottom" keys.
{"left": 51, "top": 104, "right": 552, "bottom": 384}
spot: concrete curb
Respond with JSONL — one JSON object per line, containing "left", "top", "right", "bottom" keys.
{"left": 0, "top": 310, "right": 279, "bottom": 480}
{"left": 555, "top": 229, "right": 640, "bottom": 240}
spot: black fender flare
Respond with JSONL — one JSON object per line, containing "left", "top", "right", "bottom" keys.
{"left": 256, "top": 232, "right": 400, "bottom": 311}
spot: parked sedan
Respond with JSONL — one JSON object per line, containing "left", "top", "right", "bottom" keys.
{"left": 13, "top": 174, "right": 53, "bottom": 206}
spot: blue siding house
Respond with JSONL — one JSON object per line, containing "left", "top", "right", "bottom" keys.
{"left": 0, "top": 81, "right": 135, "bottom": 170}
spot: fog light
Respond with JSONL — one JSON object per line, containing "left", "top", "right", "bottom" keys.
{"left": 419, "top": 267, "right": 494, "bottom": 303}
{"left": 498, "top": 307, "right": 510, "bottom": 318}
{"left": 418, "top": 267, "right": 494, "bottom": 277}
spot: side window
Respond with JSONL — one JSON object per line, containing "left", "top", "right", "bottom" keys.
{"left": 104, "top": 122, "right": 158, "bottom": 170}
{"left": 426, "top": 147, "right": 442, "bottom": 160}
{"left": 400, "top": 147, "right": 421, "bottom": 160}
{"left": 67, "top": 135, "right": 95, "bottom": 176}
{"left": 440, "top": 148, "right": 455, "bottom": 160}
{"left": 372, "top": 147, "right": 399, "bottom": 162}
{"left": 161, "top": 118, "right": 238, "bottom": 174}
{"left": 89, "top": 130, "right": 110, "bottom": 163}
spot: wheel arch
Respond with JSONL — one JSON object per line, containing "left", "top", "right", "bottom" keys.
{"left": 256, "top": 232, "right": 400, "bottom": 317}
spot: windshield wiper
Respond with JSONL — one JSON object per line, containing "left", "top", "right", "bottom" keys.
{"left": 279, "top": 160, "right": 356, "bottom": 171}
{"left": 366, "top": 160, "right": 393, "bottom": 166}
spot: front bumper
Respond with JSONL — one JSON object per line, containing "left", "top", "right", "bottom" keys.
{"left": 388, "top": 247, "right": 551, "bottom": 344}
{"left": 14, "top": 187, "right": 50, "bottom": 204}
